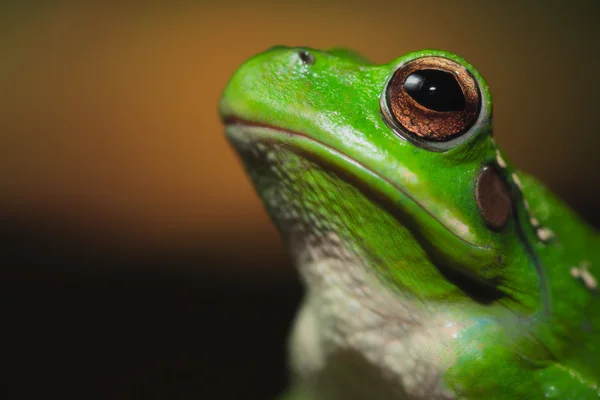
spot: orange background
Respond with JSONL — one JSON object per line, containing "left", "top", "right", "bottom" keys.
{"left": 3, "top": 3, "right": 600, "bottom": 259}
{"left": 2, "top": 2, "right": 599, "bottom": 398}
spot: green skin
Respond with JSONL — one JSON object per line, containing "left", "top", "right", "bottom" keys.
{"left": 220, "top": 47, "right": 600, "bottom": 399}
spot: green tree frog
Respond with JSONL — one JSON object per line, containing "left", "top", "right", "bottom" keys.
{"left": 219, "top": 47, "right": 600, "bottom": 399}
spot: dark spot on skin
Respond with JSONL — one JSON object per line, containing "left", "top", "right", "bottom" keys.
{"left": 298, "top": 50, "right": 315, "bottom": 65}
{"left": 475, "top": 165, "right": 512, "bottom": 231}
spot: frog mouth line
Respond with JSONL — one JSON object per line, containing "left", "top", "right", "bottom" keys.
{"left": 227, "top": 117, "right": 550, "bottom": 312}
{"left": 223, "top": 116, "right": 489, "bottom": 252}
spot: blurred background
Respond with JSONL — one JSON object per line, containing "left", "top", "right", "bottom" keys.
{"left": 1, "top": 2, "right": 599, "bottom": 398}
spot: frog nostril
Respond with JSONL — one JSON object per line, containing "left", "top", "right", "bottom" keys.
{"left": 298, "top": 50, "right": 315, "bottom": 65}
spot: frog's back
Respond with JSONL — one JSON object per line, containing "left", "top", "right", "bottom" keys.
{"left": 519, "top": 173, "right": 600, "bottom": 397}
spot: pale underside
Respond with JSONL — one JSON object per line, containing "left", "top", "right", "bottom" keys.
{"left": 227, "top": 124, "right": 480, "bottom": 400}
{"left": 288, "top": 231, "right": 464, "bottom": 400}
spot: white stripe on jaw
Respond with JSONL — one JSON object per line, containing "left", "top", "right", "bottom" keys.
{"left": 511, "top": 173, "right": 522, "bottom": 190}
{"left": 496, "top": 149, "right": 507, "bottom": 168}
{"left": 493, "top": 143, "right": 556, "bottom": 243}
{"left": 503, "top": 164, "right": 554, "bottom": 243}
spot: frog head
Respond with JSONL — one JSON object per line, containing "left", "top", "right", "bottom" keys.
{"left": 220, "top": 47, "right": 544, "bottom": 313}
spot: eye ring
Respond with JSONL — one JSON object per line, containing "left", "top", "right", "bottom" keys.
{"left": 381, "top": 56, "right": 484, "bottom": 151}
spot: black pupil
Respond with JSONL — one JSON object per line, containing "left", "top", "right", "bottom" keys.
{"left": 403, "top": 69, "right": 465, "bottom": 112}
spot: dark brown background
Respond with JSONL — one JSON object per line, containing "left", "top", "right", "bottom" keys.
{"left": 2, "top": 2, "right": 599, "bottom": 399}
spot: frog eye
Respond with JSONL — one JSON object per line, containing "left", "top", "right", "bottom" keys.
{"left": 382, "top": 56, "right": 481, "bottom": 150}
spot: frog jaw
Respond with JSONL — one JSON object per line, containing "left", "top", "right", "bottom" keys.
{"left": 225, "top": 118, "right": 481, "bottom": 242}
{"left": 225, "top": 118, "right": 505, "bottom": 288}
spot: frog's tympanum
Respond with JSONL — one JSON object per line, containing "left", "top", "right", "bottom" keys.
{"left": 220, "top": 47, "right": 600, "bottom": 399}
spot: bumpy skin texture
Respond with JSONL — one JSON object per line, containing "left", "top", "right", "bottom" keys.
{"left": 220, "top": 47, "right": 600, "bottom": 399}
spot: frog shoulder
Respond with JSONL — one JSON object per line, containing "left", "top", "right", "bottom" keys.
{"left": 535, "top": 363, "right": 600, "bottom": 399}
{"left": 515, "top": 170, "right": 598, "bottom": 240}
